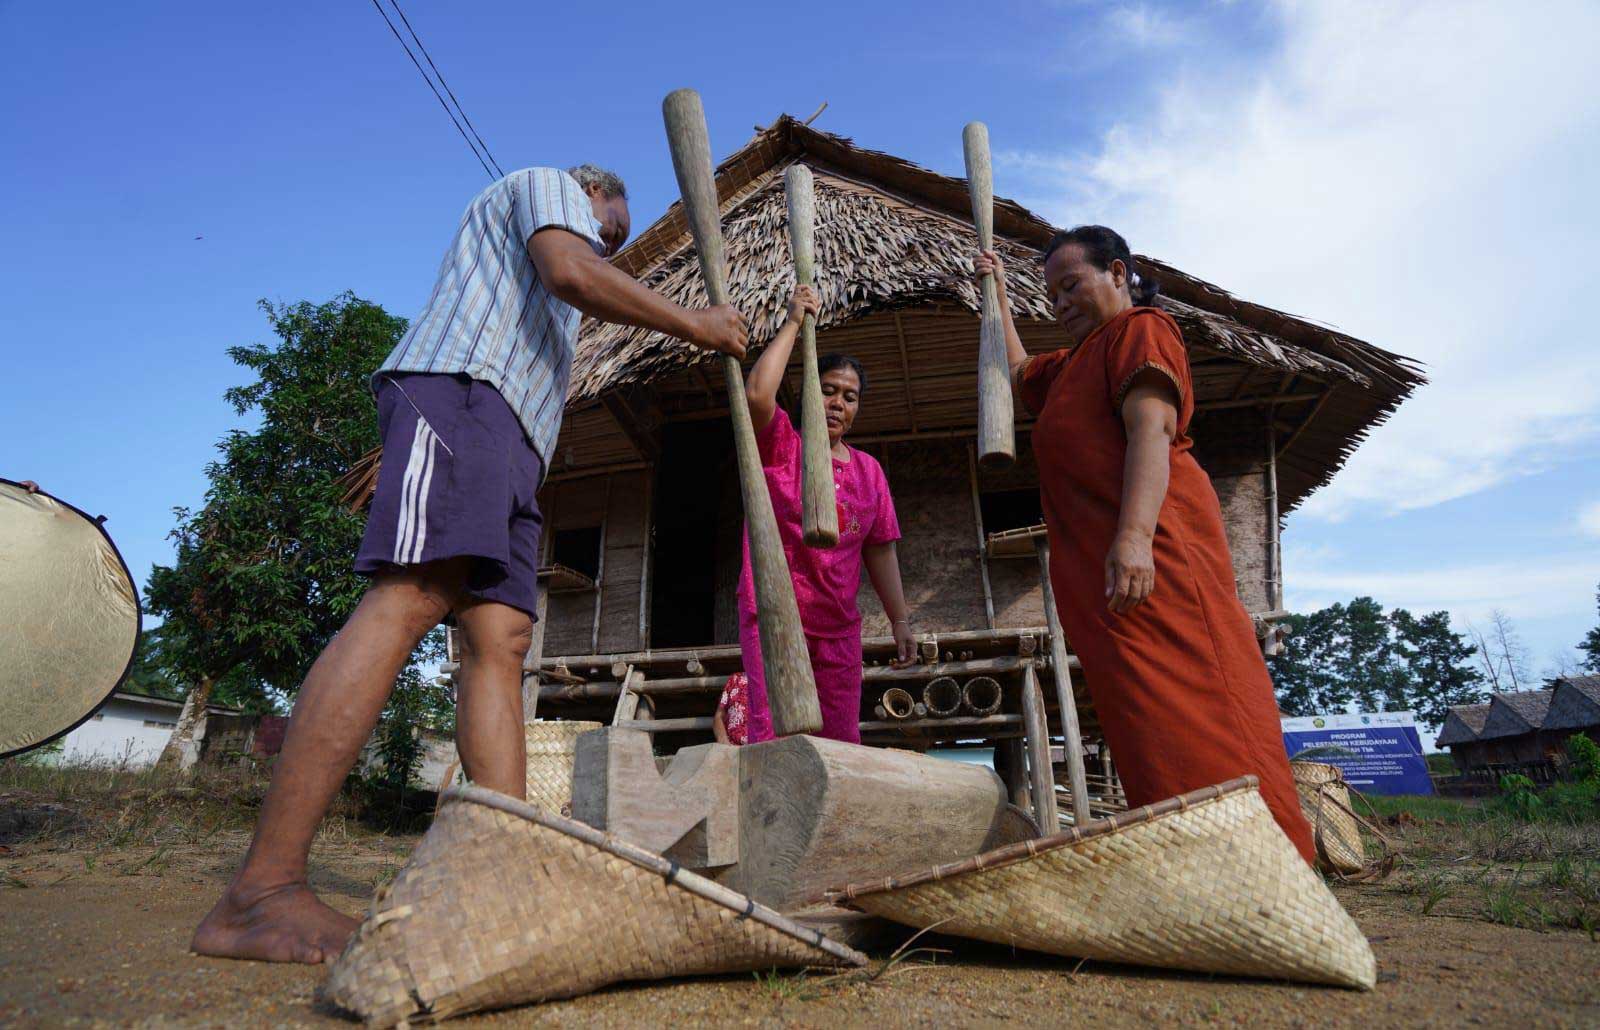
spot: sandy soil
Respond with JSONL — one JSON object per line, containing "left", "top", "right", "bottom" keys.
{"left": 2, "top": 833, "right": 1597, "bottom": 1028}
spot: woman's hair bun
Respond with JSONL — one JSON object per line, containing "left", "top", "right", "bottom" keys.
{"left": 1043, "top": 225, "right": 1160, "bottom": 307}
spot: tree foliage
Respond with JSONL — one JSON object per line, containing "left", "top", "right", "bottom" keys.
{"left": 1269, "top": 596, "right": 1487, "bottom": 729}
{"left": 143, "top": 293, "right": 451, "bottom": 776}
{"left": 1581, "top": 583, "right": 1600, "bottom": 674}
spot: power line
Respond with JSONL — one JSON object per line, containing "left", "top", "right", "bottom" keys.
{"left": 386, "top": 0, "right": 504, "bottom": 178}
{"left": 367, "top": 0, "right": 498, "bottom": 181}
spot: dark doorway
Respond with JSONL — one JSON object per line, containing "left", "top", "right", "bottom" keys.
{"left": 979, "top": 487, "right": 1044, "bottom": 535}
{"left": 649, "top": 418, "right": 734, "bottom": 648}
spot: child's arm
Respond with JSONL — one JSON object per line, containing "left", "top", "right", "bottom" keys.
{"left": 712, "top": 704, "right": 730, "bottom": 744}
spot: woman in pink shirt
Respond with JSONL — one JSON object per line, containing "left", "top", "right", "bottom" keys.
{"left": 738, "top": 286, "right": 916, "bottom": 744}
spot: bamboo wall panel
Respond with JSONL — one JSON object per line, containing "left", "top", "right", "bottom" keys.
{"left": 1213, "top": 471, "right": 1271, "bottom": 613}
{"left": 598, "top": 470, "right": 649, "bottom": 653}
{"left": 863, "top": 439, "right": 988, "bottom": 633}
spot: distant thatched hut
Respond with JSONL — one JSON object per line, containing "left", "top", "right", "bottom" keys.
{"left": 343, "top": 115, "right": 1423, "bottom": 789}
{"left": 1434, "top": 702, "right": 1491, "bottom": 767}
{"left": 1544, "top": 674, "right": 1600, "bottom": 736}
{"left": 1441, "top": 678, "right": 1599, "bottom": 776}
{"left": 1470, "top": 689, "right": 1557, "bottom": 767}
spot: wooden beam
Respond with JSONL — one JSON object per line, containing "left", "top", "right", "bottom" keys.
{"left": 1277, "top": 387, "right": 1334, "bottom": 457}
{"left": 1034, "top": 537, "right": 1090, "bottom": 827}
{"left": 600, "top": 389, "right": 662, "bottom": 462}
{"left": 589, "top": 475, "right": 612, "bottom": 654}
{"left": 1196, "top": 390, "right": 1324, "bottom": 412}
{"left": 967, "top": 443, "right": 996, "bottom": 629}
{"left": 637, "top": 473, "right": 653, "bottom": 649}
{"left": 1020, "top": 664, "right": 1060, "bottom": 832}
{"left": 892, "top": 310, "right": 920, "bottom": 433}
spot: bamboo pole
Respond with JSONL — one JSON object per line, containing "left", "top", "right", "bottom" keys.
{"left": 1034, "top": 537, "right": 1090, "bottom": 826}
{"left": 922, "top": 676, "right": 963, "bottom": 718}
{"left": 785, "top": 163, "right": 839, "bottom": 548}
{"left": 663, "top": 88, "right": 820, "bottom": 736}
{"left": 1019, "top": 663, "right": 1059, "bottom": 833}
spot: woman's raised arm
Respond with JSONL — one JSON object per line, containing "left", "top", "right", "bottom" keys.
{"left": 745, "top": 285, "right": 820, "bottom": 433}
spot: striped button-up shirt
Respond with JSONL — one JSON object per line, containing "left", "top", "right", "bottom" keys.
{"left": 376, "top": 168, "right": 604, "bottom": 477}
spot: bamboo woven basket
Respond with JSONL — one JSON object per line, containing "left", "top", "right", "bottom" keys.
{"left": 435, "top": 721, "right": 601, "bottom": 815}
{"left": 1290, "top": 761, "right": 1367, "bottom": 875}
{"left": 832, "top": 777, "right": 1376, "bottom": 990}
{"left": 324, "top": 785, "right": 866, "bottom": 1026}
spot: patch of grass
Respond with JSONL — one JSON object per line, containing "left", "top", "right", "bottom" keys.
{"left": 1364, "top": 793, "right": 1478, "bottom": 824}
{"left": 752, "top": 969, "right": 821, "bottom": 1002}
{"left": 0, "top": 757, "right": 368, "bottom": 852}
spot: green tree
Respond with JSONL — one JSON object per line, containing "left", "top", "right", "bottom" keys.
{"left": 144, "top": 293, "right": 452, "bottom": 774}
{"left": 1390, "top": 608, "right": 1487, "bottom": 728}
{"left": 1335, "top": 596, "right": 1408, "bottom": 712}
{"left": 1268, "top": 606, "right": 1351, "bottom": 716}
{"left": 1270, "top": 598, "right": 1484, "bottom": 731}
{"left": 120, "top": 627, "right": 185, "bottom": 700}
{"left": 1580, "top": 583, "right": 1600, "bottom": 674}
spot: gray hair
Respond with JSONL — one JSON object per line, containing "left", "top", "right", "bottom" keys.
{"left": 567, "top": 164, "right": 627, "bottom": 199}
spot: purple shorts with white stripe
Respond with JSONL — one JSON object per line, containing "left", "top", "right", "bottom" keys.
{"left": 355, "top": 373, "right": 545, "bottom": 618}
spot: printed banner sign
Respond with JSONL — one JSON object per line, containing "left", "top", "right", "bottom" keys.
{"left": 1280, "top": 711, "right": 1434, "bottom": 796}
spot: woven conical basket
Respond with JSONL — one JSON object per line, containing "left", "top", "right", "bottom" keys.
{"left": 1290, "top": 761, "right": 1367, "bottom": 875}
{"left": 833, "top": 777, "right": 1375, "bottom": 990}
{"left": 435, "top": 721, "right": 601, "bottom": 816}
{"left": 324, "top": 786, "right": 866, "bottom": 1026}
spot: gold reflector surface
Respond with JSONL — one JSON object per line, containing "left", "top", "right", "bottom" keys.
{"left": 1, "top": 482, "right": 140, "bottom": 757}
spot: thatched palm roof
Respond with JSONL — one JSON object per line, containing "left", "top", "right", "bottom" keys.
{"left": 1543, "top": 675, "right": 1600, "bottom": 732}
{"left": 342, "top": 114, "right": 1423, "bottom": 512}
{"left": 1434, "top": 702, "right": 1491, "bottom": 747}
{"left": 1477, "top": 689, "right": 1555, "bottom": 741}
{"left": 560, "top": 115, "right": 1423, "bottom": 510}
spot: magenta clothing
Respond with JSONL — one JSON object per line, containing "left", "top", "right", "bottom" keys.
{"left": 740, "top": 618, "right": 865, "bottom": 743}
{"left": 736, "top": 409, "right": 901, "bottom": 637}
{"left": 736, "top": 408, "right": 900, "bottom": 743}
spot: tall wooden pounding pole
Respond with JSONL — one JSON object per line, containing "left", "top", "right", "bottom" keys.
{"left": 963, "top": 121, "right": 1015, "bottom": 470}
{"left": 784, "top": 164, "right": 839, "bottom": 548}
{"left": 1035, "top": 537, "right": 1090, "bottom": 826}
{"left": 662, "top": 89, "right": 821, "bottom": 736}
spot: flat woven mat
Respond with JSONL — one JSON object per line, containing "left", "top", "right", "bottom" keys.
{"left": 833, "top": 777, "right": 1376, "bottom": 990}
{"left": 322, "top": 785, "right": 866, "bottom": 1026}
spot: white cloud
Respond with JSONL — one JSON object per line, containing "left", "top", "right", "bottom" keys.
{"left": 997, "top": 0, "right": 1600, "bottom": 520}
{"left": 1580, "top": 500, "right": 1600, "bottom": 538}
{"left": 1104, "top": 5, "right": 1184, "bottom": 48}
{"left": 1282, "top": 541, "right": 1600, "bottom": 626}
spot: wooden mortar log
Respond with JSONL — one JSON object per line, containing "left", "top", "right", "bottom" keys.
{"left": 720, "top": 735, "right": 1028, "bottom": 910}
{"left": 961, "top": 675, "right": 1002, "bottom": 717}
{"left": 922, "top": 676, "right": 963, "bottom": 718}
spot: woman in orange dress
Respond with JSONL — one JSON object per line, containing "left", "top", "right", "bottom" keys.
{"left": 976, "top": 227, "right": 1315, "bottom": 864}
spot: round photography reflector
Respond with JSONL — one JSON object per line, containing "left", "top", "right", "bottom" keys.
{"left": 0, "top": 480, "right": 140, "bottom": 758}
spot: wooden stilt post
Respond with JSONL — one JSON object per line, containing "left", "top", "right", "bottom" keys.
{"left": 1019, "top": 663, "right": 1059, "bottom": 832}
{"left": 995, "top": 736, "right": 1030, "bottom": 812}
{"left": 1034, "top": 537, "right": 1090, "bottom": 826}
{"left": 523, "top": 589, "right": 548, "bottom": 721}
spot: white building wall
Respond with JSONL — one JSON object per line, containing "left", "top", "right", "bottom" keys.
{"left": 56, "top": 699, "right": 178, "bottom": 768}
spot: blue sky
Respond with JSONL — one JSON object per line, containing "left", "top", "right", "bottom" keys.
{"left": 3, "top": 1, "right": 1596, "bottom": 680}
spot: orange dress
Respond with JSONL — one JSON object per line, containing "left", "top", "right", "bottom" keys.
{"left": 1021, "top": 306, "right": 1315, "bottom": 864}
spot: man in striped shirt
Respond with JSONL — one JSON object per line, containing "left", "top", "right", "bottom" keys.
{"left": 194, "top": 165, "right": 748, "bottom": 965}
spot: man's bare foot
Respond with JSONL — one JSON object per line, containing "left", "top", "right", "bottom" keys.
{"left": 191, "top": 883, "right": 359, "bottom": 964}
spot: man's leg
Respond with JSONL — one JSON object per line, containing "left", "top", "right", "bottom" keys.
{"left": 453, "top": 599, "right": 532, "bottom": 798}
{"left": 192, "top": 559, "right": 469, "bottom": 964}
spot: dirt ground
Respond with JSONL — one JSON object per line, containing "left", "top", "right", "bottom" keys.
{"left": 2, "top": 829, "right": 1598, "bottom": 1029}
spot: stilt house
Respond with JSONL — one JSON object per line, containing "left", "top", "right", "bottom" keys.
{"left": 411, "top": 116, "right": 1422, "bottom": 815}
